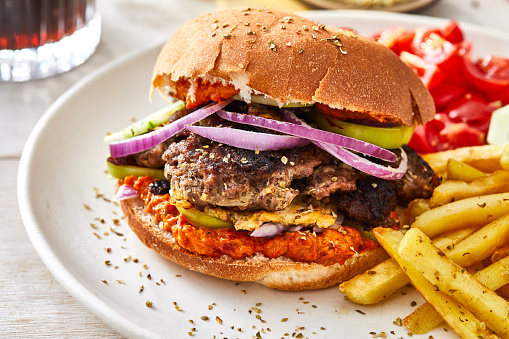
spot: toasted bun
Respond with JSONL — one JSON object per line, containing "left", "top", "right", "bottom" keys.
{"left": 151, "top": 8, "right": 434, "bottom": 126}
{"left": 120, "top": 195, "right": 388, "bottom": 291}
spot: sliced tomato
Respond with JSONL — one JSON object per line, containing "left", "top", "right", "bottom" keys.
{"left": 372, "top": 26, "right": 415, "bottom": 55}
{"left": 478, "top": 55, "right": 509, "bottom": 79}
{"left": 400, "top": 51, "right": 445, "bottom": 89}
{"left": 485, "top": 86, "right": 509, "bottom": 106}
{"left": 440, "top": 20, "right": 464, "bottom": 44}
{"left": 429, "top": 81, "right": 466, "bottom": 109}
{"left": 445, "top": 93, "right": 492, "bottom": 122}
{"left": 373, "top": 26, "right": 406, "bottom": 49}
{"left": 439, "top": 122, "right": 485, "bottom": 149}
{"left": 461, "top": 44, "right": 509, "bottom": 94}
{"left": 411, "top": 28, "right": 464, "bottom": 76}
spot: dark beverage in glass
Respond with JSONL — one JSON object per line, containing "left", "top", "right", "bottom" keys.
{"left": 0, "top": 0, "right": 100, "bottom": 81}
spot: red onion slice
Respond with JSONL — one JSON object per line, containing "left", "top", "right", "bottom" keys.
{"left": 109, "top": 99, "right": 232, "bottom": 158}
{"left": 249, "top": 223, "right": 286, "bottom": 237}
{"left": 185, "top": 125, "right": 309, "bottom": 151}
{"left": 282, "top": 110, "right": 408, "bottom": 180}
{"left": 112, "top": 184, "right": 138, "bottom": 201}
{"left": 319, "top": 142, "right": 408, "bottom": 180}
{"left": 217, "top": 110, "right": 396, "bottom": 162}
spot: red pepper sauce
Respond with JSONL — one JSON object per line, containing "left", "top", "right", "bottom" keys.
{"left": 174, "top": 78, "right": 239, "bottom": 109}
{"left": 125, "top": 176, "right": 379, "bottom": 266}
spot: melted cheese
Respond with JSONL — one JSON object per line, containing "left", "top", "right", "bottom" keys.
{"left": 204, "top": 196, "right": 337, "bottom": 231}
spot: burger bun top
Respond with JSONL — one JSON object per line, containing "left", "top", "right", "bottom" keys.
{"left": 151, "top": 8, "right": 434, "bottom": 126}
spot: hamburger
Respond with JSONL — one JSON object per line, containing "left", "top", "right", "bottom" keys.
{"left": 105, "top": 8, "right": 439, "bottom": 291}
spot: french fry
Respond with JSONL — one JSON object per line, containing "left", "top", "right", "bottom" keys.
{"left": 474, "top": 256, "right": 509, "bottom": 290}
{"left": 430, "top": 170, "right": 509, "bottom": 208}
{"left": 498, "top": 284, "right": 509, "bottom": 299}
{"left": 501, "top": 145, "right": 509, "bottom": 170}
{"left": 404, "top": 256, "right": 509, "bottom": 334}
{"left": 492, "top": 243, "right": 509, "bottom": 262}
{"left": 444, "top": 214, "right": 509, "bottom": 267}
{"left": 339, "top": 226, "right": 477, "bottom": 305}
{"left": 403, "top": 301, "right": 442, "bottom": 334}
{"left": 412, "top": 192, "right": 509, "bottom": 238}
{"left": 374, "top": 227, "right": 494, "bottom": 339}
{"left": 422, "top": 144, "right": 505, "bottom": 174}
{"left": 446, "top": 158, "right": 487, "bottom": 182}
{"left": 399, "top": 228, "right": 509, "bottom": 338}
{"left": 405, "top": 198, "right": 430, "bottom": 224}
{"left": 431, "top": 226, "right": 480, "bottom": 252}
{"left": 339, "top": 258, "right": 409, "bottom": 305}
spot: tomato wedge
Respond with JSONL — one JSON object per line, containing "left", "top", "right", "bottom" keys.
{"left": 461, "top": 44, "right": 509, "bottom": 94}
{"left": 400, "top": 51, "right": 445, "bottom": 89}
{"left": 374, "top": 20, "right": 508, "bottom": 154}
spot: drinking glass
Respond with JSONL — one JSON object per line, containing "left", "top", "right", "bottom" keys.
{"left": 0, "top": 0, "right": 101, "bottom": 81}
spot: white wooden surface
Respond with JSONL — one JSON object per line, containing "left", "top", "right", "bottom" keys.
{"left": 2, "top": 0, "right": 508, "bottom": 337}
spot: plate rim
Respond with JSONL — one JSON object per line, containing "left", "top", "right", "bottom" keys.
{"left": 299, "top": 0, "right": 437, "bottom": 12}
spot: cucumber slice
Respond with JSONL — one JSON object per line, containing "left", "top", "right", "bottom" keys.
{"left": 310, "top": 112, "right": 415, "bottom": 150}
{"left": 232, "top": 94, "right": 313, "bottom": 107}
{"left": 176, "top": 206, "right": 234, "bottom": 229}
{"left": 104, "top": 100, "right": 185, "bottom": 143}
{"left": 107, "top": 161, "right": 165, "bottom": 180}
{"left": 487, "top": 104, "right": 509, "bottom": 145}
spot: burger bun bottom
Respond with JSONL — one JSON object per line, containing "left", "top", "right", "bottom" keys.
{"left": 120, "top": 196, "right": 389, "bottom": 291}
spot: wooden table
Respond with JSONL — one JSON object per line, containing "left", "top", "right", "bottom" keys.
{"left": 2, "top": 0, "right": 508, "bottom": 337}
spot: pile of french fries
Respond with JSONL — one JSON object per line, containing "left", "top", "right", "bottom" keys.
{"left": 339, "top": 144, "right": 509, "bottom": 338}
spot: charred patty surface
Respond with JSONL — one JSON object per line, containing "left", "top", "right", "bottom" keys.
{"left": 163, "top": 131, "right": 331, "bottom": 211}
{"left": 396, "top": 145, "right": 440, "bottom": 205}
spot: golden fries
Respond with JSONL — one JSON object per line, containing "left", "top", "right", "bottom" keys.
{"left": 446, "top": 158, "right": 487, "bottom": 182}
{"left": 399, "top": 228, "right": 509, "bottom": 338}
{"left": 411, "top": 192, "right": 509, "bottom": 238}
{"left": 430, "top": 170, "right": 509, "bottom": 208}
{"left": 500, "top": 145, "right": 509, "bottom": 170}
{"left": 492, "top": 243, "right": 509, "bottom": 262}
{"left": 403, "top": 301, "right": 442, "bottom": 334}
{"left": 374, "top": 227, "right": 494, "bottom": 339}
{"left": 404, "top": 255, "right": 509, "bottom": 334}
{"left": 430, "top": 226, "right": 480, "bottom": 251}
{"left": 339, "top": 226, "right": 476, "bottom": 305}
{"left": 339, "top": 144, "right": 509, "bottom": 337}
{"left": 339, "top": 258, "right": 409, "bottom": 305}
{"left": 405, "top": 198, "right": 430, "bottom": 224}
{"left": 498, "top": 284, "right": 509, "bottom": 299}
{"left": 422, "top": 144, "right": 506, "bottom": 174}
{"left": 444, "top": 214, "right": 509, "bottom": 267}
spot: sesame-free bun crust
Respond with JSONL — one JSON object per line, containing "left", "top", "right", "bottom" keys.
{"left": 151, "top": 8, "right": 434, "bottom": 126}
{"left": 120, "top": 195, "right": 388, "bottom": 291}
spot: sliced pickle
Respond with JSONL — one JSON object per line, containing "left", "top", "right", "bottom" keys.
{"left": 107, "top": 161, "right": 165, "bottom": 180}
{"left": 176, "top": 206, "right": 234, "bottom": 229}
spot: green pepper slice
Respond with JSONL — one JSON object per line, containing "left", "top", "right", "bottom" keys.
{"left": 310, "top": 112, "right": 415, "bottom": 149}
{"left": 343, "top": 221, "right": 378, "bottom": 242}
{"left": 176, "top": 206, "right": 234, "bottom": 229}
{"left": 107, "top": 161, "right": 165, "bottom": 180}
{"left": 104, "top": 100, "right": 185, "bottom": 143}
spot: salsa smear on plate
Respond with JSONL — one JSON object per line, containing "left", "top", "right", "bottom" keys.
{"left": 373, "top": 20, "right": 509, "bottom": 153}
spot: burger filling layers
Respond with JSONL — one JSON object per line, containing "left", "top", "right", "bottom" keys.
{"left": 109, "top": 100, "right": 439, "bottom": 265}
{"left": 125, "top": 175, "right": 379, "bottom": 266}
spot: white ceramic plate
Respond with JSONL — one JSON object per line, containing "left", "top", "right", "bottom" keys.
{"left": 300, "top": 0, "right": 436, "bottom": 12}
{"left": 18, "top": 11, "right": 509, "bottom": 339}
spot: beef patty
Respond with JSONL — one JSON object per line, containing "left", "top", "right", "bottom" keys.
{"left": 163, "top": 131, "right": 332, "bottom": 211}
